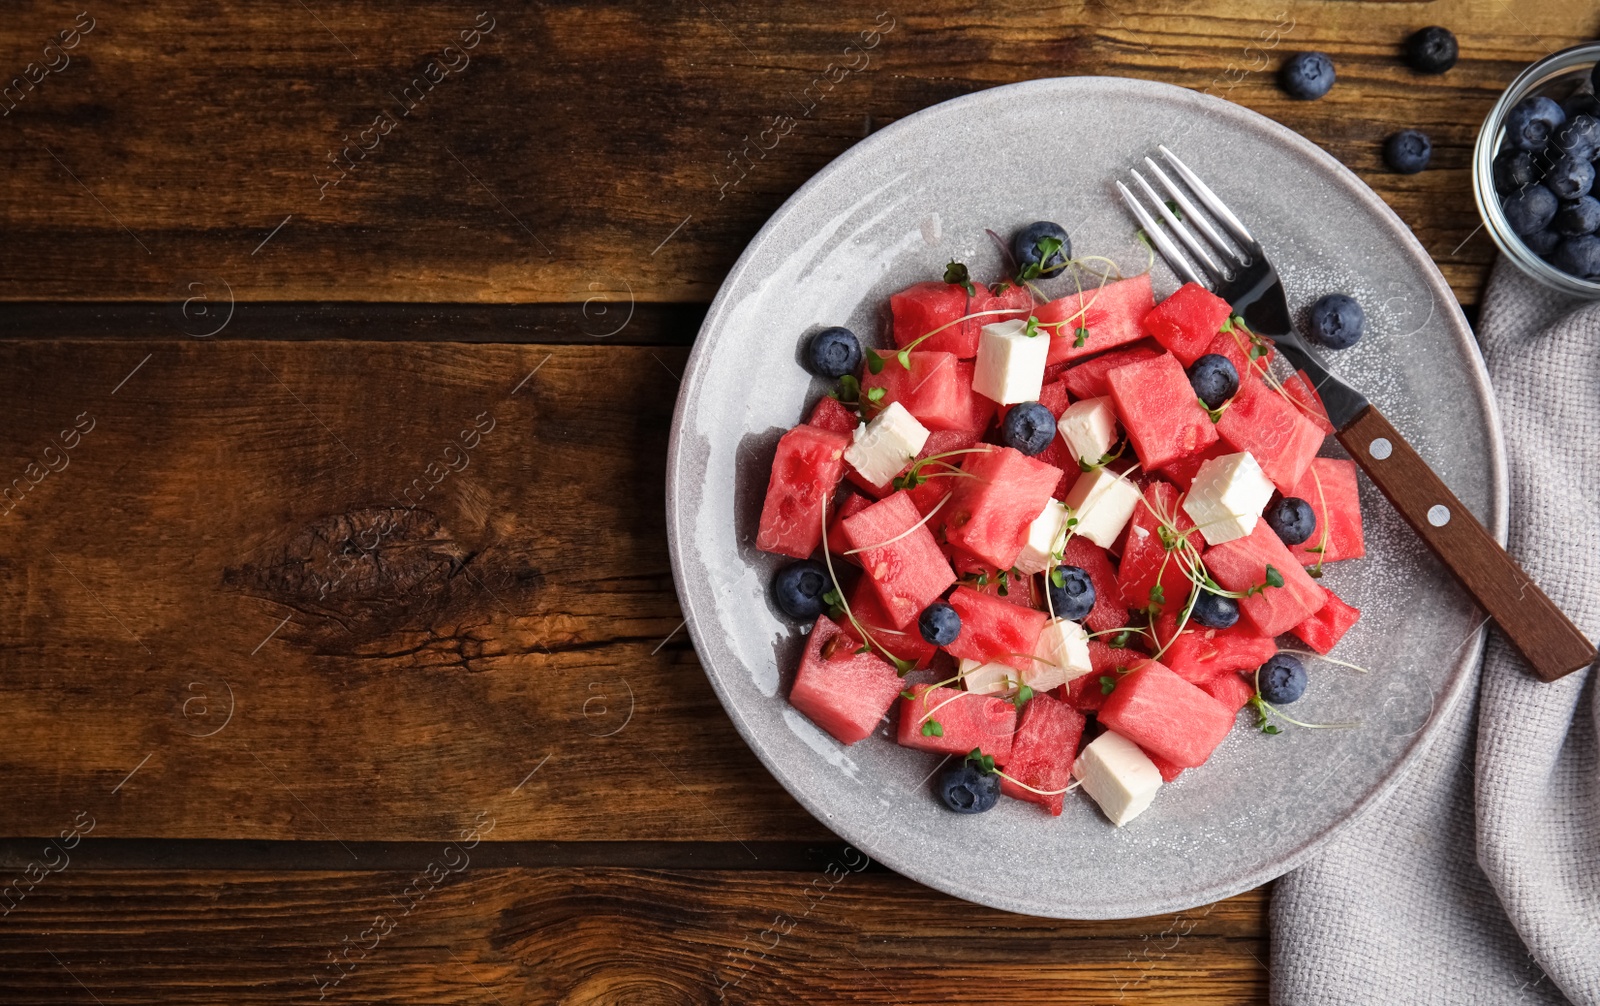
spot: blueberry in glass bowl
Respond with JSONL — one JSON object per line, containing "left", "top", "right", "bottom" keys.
{"left": 1474, "top": 42, "right": 1600, "bottom": 296}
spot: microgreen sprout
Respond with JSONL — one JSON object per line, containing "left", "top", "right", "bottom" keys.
{"left": 1015, "top": 236, "right": 1067, "bottom": 282}
{"left": 891, "top": 447, "right": 987, "bottom": 491}
{"left": 1305, "top": 465, "right": 1331, "bottom": 578}
{"left": 944, "top": 260, "right": 976, "bottom": 297}
{"left": 817, "top": 493, "right": 915, "bottom": 675}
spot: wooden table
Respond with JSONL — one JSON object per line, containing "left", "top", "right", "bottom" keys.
{"left": 0, "top": 2, "right": 1586, "bottom": 1001}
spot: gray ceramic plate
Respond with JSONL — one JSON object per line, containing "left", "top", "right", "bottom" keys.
{"left": 666, "top": 76, "right": 1505, "bottom": 919}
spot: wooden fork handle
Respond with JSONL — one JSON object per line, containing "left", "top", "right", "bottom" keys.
{"left": 1338, "top": 405, "right": 1595, "bottom": 682}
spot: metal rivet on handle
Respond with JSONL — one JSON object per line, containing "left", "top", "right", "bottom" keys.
{"left": 1369, "top": 437, "right": 1392, "bottom": 460}
{"left": 1427, "top": 505, "right": 1451, "bottom": 527}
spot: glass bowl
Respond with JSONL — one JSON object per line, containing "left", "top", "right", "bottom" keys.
{"left": 1473, "top": 41, "right": 1600, "bottom": 299}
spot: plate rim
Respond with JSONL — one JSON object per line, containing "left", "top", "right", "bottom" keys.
{"left": 666, "top": 74, "right": 1507, "bottom": 919}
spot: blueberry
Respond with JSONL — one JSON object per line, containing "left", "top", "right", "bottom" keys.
{"left": 1383, "top": 130, "right": 1432, "bottom": 174}
{"left": 1404, "top": 26, "right": 1458, "bottom": 74}
{"left": 805, "top": 326, "right": 862, "bottom": 378}
{"left": 1280, "top": 52, "right": 1335, "bottom": 100}
{"left": 938, "top": 762, "right": 1000, "bottom": 814}
{"left": 1550, "top": 235, "right": 1600, "bottom": 279}
{"left": 1556, "top": 196, "right": 1600, "bottom": 237}
{"left": 918, "top": 601, "right": 961, "bottom": 646}
{"left": 1012, "top": 221, "right": 1071, "bottom": 278}
{"left": 1553, "top": 114, "right": 1600, "bottom": 160}
{"left": 1047, "top": 565, "right": 1096, "bottom": 622}
{"left": 1505, "top": 96, "right": 1566, "bottom": 153}
{"left": 773, "top": 560, "right": 833, "bottom": 620}
{"left": 1492, "top": 150, "right": 1541, "bottom": 195}
{"left": 1264, "top": 496, "right": 1316, "bottom": 546}
{"left": 1187, "top": 353, "right": 1240, "bottom": 409}
{"left": 1001, "top": 402, "right": 1058, "bottom": 456}
{"left": 1566, "top": 91, "right": 1600, "bottom": 121}
{"left": 1306, "top": 293, "right": 1365, "bottom": 350}
{"left": 1190, "top": 589, "right": 1240, "bottom": 630}
{"left": 1502, "top": 184, "right": 1559, "bottom": 236}
{"left": 1522, "top": 228, "right": 1561, "bottom": 257}
{"left": 1545, "top": 154, "right": 1595, "bottom": 201}
{"left": 1257, "top": 653, "right": 1308, "bottom": 705}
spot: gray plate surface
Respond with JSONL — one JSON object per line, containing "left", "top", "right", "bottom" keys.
{"left": 666, "top": 76, "right": 1505, "bottom": 919}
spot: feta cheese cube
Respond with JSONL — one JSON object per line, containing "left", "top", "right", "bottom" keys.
{"left": 1062, "top": 467, "right": 1141, "bottom": 548}
{"left": 1014, "top": 499, "right": 1070, "bottom": 576}
{"left": 1031, "top": 617, "right": 1092, "bottom": 691}
{"left": 960, "top": 657, "right": 1022, "bottom": 694}
{"left": 1073, "top": 729, "right": 1163, "bottom": 826}
{"left": 972, "top": 319, "right": 1049, "bottom": 405}
{"left": 844, "top": 400, "right": 929, "bottom": 487}
{"left": 1056, "top": 396, "right": 1118, "bottom": 465}
{"left": 1182, "top": 450, "right": 1276, "bottom": 546}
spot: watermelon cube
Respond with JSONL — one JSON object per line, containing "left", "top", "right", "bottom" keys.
{"left": 1291, "top": 586, "right": 1361, "bottom": 654}
{"left": 1141, "top": 283, "right": 1234, "bottom": 366}
{"left": 1288, "top": 457, "right": 1366, "bottom": 565}
{"left": 998, "top": 694, "right": 1086, "bottom": 814}
{"left": 889, "top": 280, "right": 982, "bottom": 357}
{"left": 756, "top": 424, "right": 851, "bottom": 559}
{"left": 842, "top": 491, "right": 956, "bottom": 629}
{"left": 862, "top": 351, "right": 975, "bottom": 431}
{"left": 897, "top": 684, "right": 1016, "bottom": 760}
{"left": 845, "top": 579, "right": 937, "bottom": 670}
{"left": 789, "top": 615, "right": 905, "bottom": 745}
{"left": 825, "top": 491, "right": 873, "bottom": 564}
{"left": 1106, "top": 353, "right": 1220, "bottom": 470}
{"left": 946, "top": 586, "right": 1049, "bottom": 671}
{"left": 1215, "top": 376, "right": 1325, "bottom": 494}
{"left": 1098, "top": 661, "right": 1237, "bottom": 768}
{"left": 1203, "top": 521, "right": 1325, "bottom": 638}
{"left": 1162, "top": 624, "right": 1280, "bottom": 684}
{"left": 1034, "top": 273, "right": 1155, "bottom": 366}
{"left": 1061, "top": 344, "right": 1163, "bottom": 399}
{"left": 807, "top": 396, "right": 859, "bottom": 436}
{"left": 1282, "top": 370, "right": 1335, "bottom": 435}
{"left": 1116, "top": 480, "right": 1197, "bottom": 611}
{"left": 1061, "top": 536, "right": 1129, "bottom": 633}
{"left": 942, "top": 446, "right": 1065, "bottom": 569}
{"left": 1200, "top": 671, "right": 1257, "bottom": 714}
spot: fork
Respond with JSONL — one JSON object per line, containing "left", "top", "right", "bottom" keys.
{"left": 1117, "top": 145, "right": 1595, "bottom": 682}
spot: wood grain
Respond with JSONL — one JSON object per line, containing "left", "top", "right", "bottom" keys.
{"left": 0, "top": 0, "right": 1592, "bottom": 306}
{"left": 0, "top": 866, "right": 1269, "bottom": 1004}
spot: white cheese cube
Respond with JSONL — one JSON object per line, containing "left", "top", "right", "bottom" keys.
{"left": 843, "top": 400, "right": 929, "bottom": 487}
{"left": 1014, "top": 499, "right": 1070, "bottom": 576}
{"left": 1030, "top": 617, "right": 1092, "bottom": 691}
{"left": 1056, "top": 396, "right": 1118, "bottom": 465}
{"left": 960, "top": 657, "right": 1021, "bottom": 694}
{"left": 1062, "top": 467, "right": 1141, "bottom": 548}
{"left": 1182, "top": 451, "right": 1276, "bottom": 546}
{"left": 972, "top": 319, "right": 1049, "bottom": 405}
{"left": 1073, "top": 730, "right": 1163, "bottom": 827}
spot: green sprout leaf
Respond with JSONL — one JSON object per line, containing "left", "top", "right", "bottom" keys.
{"left": 921, "top": 719, "right": 944, "bottom": 738}
{"left": 1050, "top": 567, "right": 1066, "bottom": 589}
{"left": 865, "top": 386, "right": 886, "bottom": 404}
{"left": 896, "top": 348, "right": 912, "bottom": 370}
{"left": 1264, "top": 565, "right": 1285, "bottom": 589}
{"left": 964, "top": 748, "right": 997, "bottom": 774}
{"left": 1073, "top": 326, "right": 1089, "bottom": 348}
{"left": 944, "top": 261, "right": 976, "bottom": 297}
{"left": 1013, "top": 684, "right": 1034, "bottom": 708}
{"left": 1164, "top": 199, "right": 1183, "bottom": 220}
{"left": 1110, "top": 630, "right": 1131, "bottom": 649}
{"left": 1098, "top": 674, "right": 1117, "bottom": 695}
{"left": 865, "top": 349, "right": 885, "bottom": 375}
{"left": 1023, "top": 315, "right": 1041, "bottom": 338}
{"left": 899, "top": 689, "right": 916, "bottom": 700}
{"left": 1149, "top": 584, "right": 1165, "bottom": 607}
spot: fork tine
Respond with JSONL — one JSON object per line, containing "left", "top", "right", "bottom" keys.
{"left": 1143, "top": 157, "right": 1238, "bottom": 269}
{"left": 1158, "top": 145, "right": 1257, "bottom": 252}
{"left": 1131, "top": 168, "right": 1224, "bottom": 285}
{"left": 1116, "top": 180, "right": 1206, "bottom": 288}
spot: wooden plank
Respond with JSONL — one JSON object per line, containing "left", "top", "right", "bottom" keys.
{"left": 0, "top": 0, "right": 1588, "bottom": 306}
{"left": 0, "top": 866, "right": 1270, "bottom": 1004}
{"left": 0, "top": 341, "right": 832, "bottom": 842}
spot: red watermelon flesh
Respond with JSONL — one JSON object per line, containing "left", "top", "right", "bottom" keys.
{"left": 826, "top": 492, "right": 873, "bottom": 565}
{"left": 1146, "top": 752, "right": 1186, "bottom": 783}
{"left": 897, "top": 684, "right": 1017, "bottom": 760}
{"left": 1106, "top": 353, "right": 1220, "bottom": 470}
{"left": 756, "top": 424, "right": 851, "bottom": 559}
{"left": 1061, "top": 344, "right": 1164, "bottom": 399}
{"left": 904, "top": 427, "right": 987, "bottom": 516}
{"left": 1159, "top": 440, "right": 1231, "bottom": 491}
{"left": 1215, "top": 374, "right": 1325, "bottom": 494}
{"left": 1200, "top": 671, "right": 1256, "bottom": 714}
{"left": 1283, "top": 370, "right": 1335, "bottom": 435}
{"left": 1288, "top": 457, "right": 1366, "bottom": 565}
{"left": 998, "top": 694, "right": 1086, "bottom": 815}
{"left": 942, "top": 446, "right": 1064, "bottom": 569}
{"left": 1204, "top": 521, "right": 1325, "bottom": 638}
{"left": 807, "top": 396, "right": 860, "bottom": 436}
{"left": 842, "top": 491, "right": 956, "bottom": 629}
{"left": 946, "top": 586, "right": 1049, "bottom": 672}
{"left": 1098, "top": 661, "right": 1236, "bottom": 768}
{"left": 1035, "top": 273, "right": 1155, "bottom": 366}
{"left": 1142, "top": 283, "right": 1234, "bottom": 366}
{"left": 1202, "top": 329, "right": 1276, "bottom": 378}
{"left": 789, "top": 614, "right": 905, "bottom": 745}
{"left": 861, "top": 351, "right": 974, "bottom": 431}
{"left": 890, "top": 280, "right": 982, "bottom": 357}
{"left": 949, "top": 551, "right": 1039, "bottom": 609}
{"left": 970, "top": 282, "right": 1037, "bottom": 329}
{"left": 1061, "top": 536, "right": 1129, "bottom": 633}
{"left": 1291, "top": 585, "right": 1361, "bottom": 654}
{"left": 1162, "top": 625, "right": 1280, "bottom": 684}
{"left": 1117, "top": 480, "right": 1197, "bottom": 612}
{"left": 844, "top": 579, "right": 938, "bottom": 670}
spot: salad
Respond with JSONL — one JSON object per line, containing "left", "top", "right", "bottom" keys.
{"left": 755, "top": 222, "right": 1366, "bottom": 827}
